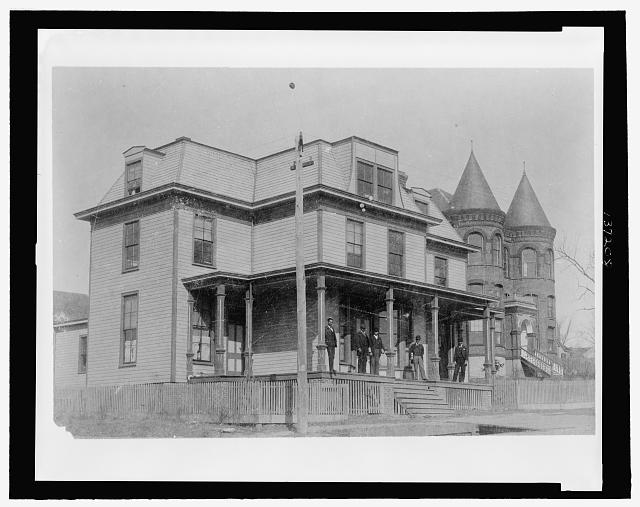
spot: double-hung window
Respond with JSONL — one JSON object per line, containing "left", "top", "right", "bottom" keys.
{"left": 126, "top": 161, "right": 142, "bottom": 196}
{"left": 346, "top": 219, "right": 364, "bottom": 268}
{"left": 434, "top": 256, "right": 447, "bottom": 286}
{"left": 122, "top": 293, "right": 138, "bottom": 365}
{"left": 377, "top": 167, "right": 393, "bottom": 204}
{"left": 388, "top": 230, "right": 404, "bottom": 277}
{"left": 123, "top": 221, "right": 140, "bottom": 271}
{"left": 356, "top": 159, "right": 395, "bottom": 205}
{"left": 467, "top": 233, "right": 483, "bottom": 266}
{"left": 522, "top": 248, "right": 537, "bottom": 278}
{"left": 356, "top": 161, "right": 374, "bottom": 198}
{"left": 193, "top": 214, "right": 214, "bottom": 266}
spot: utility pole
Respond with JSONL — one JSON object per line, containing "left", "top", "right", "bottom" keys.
{"left": 294, "top": 130, "right": 309, "bottom": 434}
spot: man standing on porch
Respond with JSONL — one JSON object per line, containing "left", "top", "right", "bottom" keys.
{"left": 325, "top": 317, "right": 337, "bottom": 373}
{"left": 368, "top": 328, "right": 385, "bottom": 375}
{"left": 452, "top": 338, "right": 468, "bottom": 382}
{"left": 354, "top": 325, "right": 369, "bottom": 374}
{"left": 409, "top": 335, "right": 427, "bottom": 381}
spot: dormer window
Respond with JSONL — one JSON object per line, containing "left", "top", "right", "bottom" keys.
{"left": 356, "top": 159, "right": 395, "bottom": 205}
{"left": 415, "top": 201, "right": 429, "bottom": 215}
{"left": 126, "top": 161, "right": 142, "bottom": 196}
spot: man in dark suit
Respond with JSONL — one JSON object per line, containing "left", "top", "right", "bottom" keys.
{"left": 452, "top": 338, "right": 468, "bottom": 382}
{"left": 354, "top": 325, "right": 369, "bottom": 374}
{"left": 367, "top": 327, "right": 385, "bottom": 375}
{"left": 325, "top": 317, "right": 337, "bottom": 373}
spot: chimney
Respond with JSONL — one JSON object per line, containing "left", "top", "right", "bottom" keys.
{"left": 398, "top": 171, "right": 408, "bottom": 189}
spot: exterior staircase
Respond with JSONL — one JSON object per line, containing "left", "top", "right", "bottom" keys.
{"left": 520, "top": 347, "right": 564, "bottom": 377}
{"left": 393, "top": 380, "right": 454, "bottom": 416}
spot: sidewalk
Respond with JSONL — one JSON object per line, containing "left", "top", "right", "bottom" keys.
{"left": 306, "top": 408, "right": 595, "bottom": 437}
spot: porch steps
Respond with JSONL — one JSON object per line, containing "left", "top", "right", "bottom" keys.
{"left": 393, "top": 381, "right": 454, "bottom": 417}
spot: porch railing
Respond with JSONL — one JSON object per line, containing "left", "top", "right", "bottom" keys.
{"left": 433, "top": 382, "right": 492, "bottom": 411}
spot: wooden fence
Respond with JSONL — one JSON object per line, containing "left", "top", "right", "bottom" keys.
{"left": 333, "top": 378, "right": 383, "bottom": 415}
{"left": 54, "top": 380, "right": 349, "bottom": 423}
{"left": 435, "top": 382, "right": 493, "bottom": 411}
{"left": 492, "top": 378, "right": 595, "bottom": 410}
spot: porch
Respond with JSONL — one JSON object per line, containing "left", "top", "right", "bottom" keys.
{"left": 181, "top": 265, "right": 501, "bottom": 383}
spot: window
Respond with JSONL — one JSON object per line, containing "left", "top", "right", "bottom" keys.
{"left": 415, "top": 201, "right": 429, "bottom": 215}
{"left": 495, "top": 319, "right": 502, "bottom": 345}
{"left": 78, "top": 335, "right": 87, "bottom": 374}
{"left": 547, "top": 296, "right": 555, "bottom": 318}
{"left": 467, "top": 283, "right": 483, "bottom": 294}
{"left": 122, "top": 294, "right": 138, "bottom": 365}
{"left": 545, "top": 249, "right": 554, "bottom": 279}
{"left": 522, "top": 248, "right": 537, "bottom": 278}
{"left": 191, "top": 302, "right": 212, "bottom": 362}
{"left": 346, "top": 219, "right": 364, "bottom": 268}
{"left": 503, "top": 247, "right": 509, "bottom": 276}
{"left": 434, "top": 257, "right": 447, "bottom": 286}
{"left": 468, "top": 319, "right": 483, "bottom": 345}
{"left": 193, "top": 214, "right": 214, "bottom": 265}
{"left": 493, "top": 234, "right": 502, "bottom": 266}
{"left": 388, "top": 230, "right": 404, "bottom": 277}
{"left": 547, "top": 327, "right": 555, "bottom": 352}
{"left": 126, "top": 161, "right": 142, "bottom": 196}
{"left": 356, "top": 159, "right": 395, "bottom": 204}
{"left": 377, "top": 167, "right": 393, "bottom": 204}
{"left": 356, "top": 160, "right": 374, "bottom": 198}
{"left": 123, "top": 221, "right": 140, "bottom": 271}
{"left": 467, "top": 233, "right": 483, "bottom": 265}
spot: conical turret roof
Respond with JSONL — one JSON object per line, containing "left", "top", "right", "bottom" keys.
{"left": 504, "top": 171, "right": 552, "bottom": 228}
{"left": 450, "top": 150, "right": 502, "bottom": 212}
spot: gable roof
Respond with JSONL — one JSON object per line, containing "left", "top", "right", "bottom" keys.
{"left": 504, "top": 171, "right": 552, "bottom": 228}
{"left": 53, "top": 291, "right": 89, "bottom": 324}
{"left": 450, "top": 151, "right": 502, "bottom": 212}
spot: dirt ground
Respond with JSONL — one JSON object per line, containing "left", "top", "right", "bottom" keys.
{"left": 56, "top": 407, "right": 595, "bottom": 438}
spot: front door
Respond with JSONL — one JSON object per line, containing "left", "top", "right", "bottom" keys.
{"left": 226, "top": 323, "right": 244, "bottom": 375}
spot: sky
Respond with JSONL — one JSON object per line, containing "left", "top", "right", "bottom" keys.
{"left": 52, "top": 67, "right": 594, "bottom": 345}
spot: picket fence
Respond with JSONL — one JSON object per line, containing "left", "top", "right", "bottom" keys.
{"left": 492, "top": 378, "right": 595, "bottom": 410}
{"left": 54, "top": 380, "right": 349, "bottom": 423}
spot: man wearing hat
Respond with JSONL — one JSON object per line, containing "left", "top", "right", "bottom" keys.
{"left": 325, "top": 317, "right": 337, "bottom": 373}
{"left": 452, "top": 338, "right": 468, "bottom": 382}
{"left": 408, "top": 335, "right": 426, "bottom": 381}
{"left": 367, "top": 327, "right": 385, "bottom": 375}
{"left": 354, "top": 324, "right": 369, "bottom": 374}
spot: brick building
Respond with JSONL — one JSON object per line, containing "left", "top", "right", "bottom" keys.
{"left": 430, "top": 150, "right": 562, "bottom": 378}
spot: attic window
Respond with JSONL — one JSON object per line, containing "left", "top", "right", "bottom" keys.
{"left": 126, "top": 161, "right": 142, "bottom": 196}
{"left": 415, "top": 201, "right": 429, "bottom": 215}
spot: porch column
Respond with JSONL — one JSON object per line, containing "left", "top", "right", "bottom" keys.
{"left": 316, "top": 275, "right": 327, "bottom": 372}
{"left": 483, "top": 306, "right": 491, "bottom": 381}
{"left": 243, "top": 286, "right": 254, "bottom": 377}
{"left": 214, "top": 285, "right": 226, "bottom": 375}
{"left": 430, "top": 296, "right": 440, "bottom": 380}
{"left": 490, "top": 314, "right": 496, "bottom": 376}
{"left": 385, "top": 288, "right": 396, "bottom": 379}
{"left": 447, "top": 322, "right": 455, "bottom": 380}
{"left": 186, "top": 298, "right": 194, "bottom": 378}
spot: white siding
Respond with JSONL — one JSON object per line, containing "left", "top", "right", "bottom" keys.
{"left": 254, "top": 145, "right": 320, "bottom": 202}
{"left": 217, "top": 219, "right": 252, "bottom": 274}
{"left": 366, "top": 222, "right": 388, "bottom": 275}
{"left": 448, "top": 258, "right": 467, "bottom": 290}
{"left": 405, "top": 232, "right": 425, "bottom": 282}
{"left": 425, "top": 253, "right": 434, "bottom": 284}
{"left": 179, "top": 142, "right": 255, "bottom": 202}
{"left": 252, "top": 212, "right": 317, "bottom": 273}
{"left": 88, "top": 209, "right": 174, "bottom": 385}
{"left": 252, "top": 351, "right": 297, "bottom": 375}
{"left": 322, "top": 211, "right": 346, "bottom": 266}
{"left": 54, "top": 325, "right": 88, "bottom": 388}
{"left": 321, "top": 142, "right": 351, "bottom": 191}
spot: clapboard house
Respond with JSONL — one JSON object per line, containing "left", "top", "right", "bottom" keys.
{"left": 75, "top": 136, "right": 506, "bottom": 386}
{"left": 53, "top": 291, "right": 89, "bottom": 388}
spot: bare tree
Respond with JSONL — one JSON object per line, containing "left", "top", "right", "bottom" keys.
{"left": 555, "top": 237, "right": 595, "bottom": 311}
